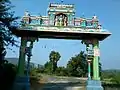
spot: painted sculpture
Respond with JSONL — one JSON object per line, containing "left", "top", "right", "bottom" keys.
{"left": 22, "top": 3, "right": 101, "bottom": 30}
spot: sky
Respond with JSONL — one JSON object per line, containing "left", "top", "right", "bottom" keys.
{"left": 6, "top": 0, "right": 120, "bottom": 69}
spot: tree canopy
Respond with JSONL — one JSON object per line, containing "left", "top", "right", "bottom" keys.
{"left": 0, "top": 0, "right": 19, "bottom": 62}
{"left": 49, "top": 51, "right": 61, "bottom": 73}
{"left": 67, "top": 51, "right": 88, "bottom": 77}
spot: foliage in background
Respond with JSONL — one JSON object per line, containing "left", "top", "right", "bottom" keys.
{"left": 0, "top": 0, "right": 19, "bottom": 90}
{"left": 102, "top": 70, "right": 120, "bottom": 84}
{"left": 67, "top": 51, "right": 88, "bottom": 77}
{"left": 55, "top": 66, "right": 68, "bottom": 76}
{"left": 0, "top": 0, "right": 19, "bottom": 63}
{"left": 36, "top": 51, "right": 89, "bottom": 77}
{"left": 110, "top": 73, "right": 120, "bottom": 84}
{"left": 35, "top": 50, "right": 103, "bottom": 79}
{"left": 44, "top": 61, "right": 52, "bottom": 74}
{"left": 49, "top": 51, "right": 61, "bottom": 73}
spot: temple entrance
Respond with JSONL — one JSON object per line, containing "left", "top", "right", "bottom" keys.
{"left": 12, "top": 2, "right": 111, "bottom": 90}
{"left": 54, "top": 13, "right": 68, "bottom": 26}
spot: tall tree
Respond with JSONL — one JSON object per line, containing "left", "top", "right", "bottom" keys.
{"left": 67, "top": 51, "right": 88, "bottom": 77}
{"left": 0, "top": 1, "right": 18, "bottom": 90}
{"left": 0, "top": 0, "right": 18, "bottom": 64}
{"left": 49, "top": 51, "right": 61, "bottom": 73}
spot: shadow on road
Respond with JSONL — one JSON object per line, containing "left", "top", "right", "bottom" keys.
{"left": 30, "top": 76, "right": 85, "bottom": 90}
{"left": 40, "top": 82, "right": 85, "bottom": 90}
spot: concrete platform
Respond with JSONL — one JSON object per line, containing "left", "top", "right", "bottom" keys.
{"left": 86, "top": 80, "right": 103, "bottom": 90}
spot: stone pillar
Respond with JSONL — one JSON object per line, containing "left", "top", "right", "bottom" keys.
{"left": 87, "top": 60, "right": 91, "bottom": 80}
{"left": 86, "top": 44, "right": 92, "bottom": 80}
{"left": 93, "top": 39, "right": 100, "bottom": 80}
{"left": 84, "top": 39, "right": 103, "bottom": 90}
{"left": 67, "top": 14, "right": 70, "bottom": 25}
{"left": 68, "top": 14, "right": 73, "bottom": 26}
{"left": 12, "top": 37, "right": 30, "bottom": 90}
{"left": 17, "top": 37, "right": 27, "bottom": 76}
{"left": 49, "top": 13, "right": 55, "bottom": 26}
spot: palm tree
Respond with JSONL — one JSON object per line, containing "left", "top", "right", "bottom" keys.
{"left": 49, "top": 51, "right": 61, "bottom": 73}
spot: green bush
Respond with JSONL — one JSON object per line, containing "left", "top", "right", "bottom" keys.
{"left": 110, "top": 73, "right": 120, "bottom": 84}
{"left": 55, "top": 67, "right": 68, "bottom": 76}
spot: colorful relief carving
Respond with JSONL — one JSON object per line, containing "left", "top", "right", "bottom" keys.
{"left": 21, "top": 3, "right": 105, "bottom": 32}
{"left": 54, "top": 13, "right": 68, "bottom": 26}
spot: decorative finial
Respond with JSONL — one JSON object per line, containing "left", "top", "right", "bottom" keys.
{"left": 24, "top": 11, "right": 30, "bottom": 16}
{"left": 38, "top": 13, "right": 41, "bottom": 17}
{"left": 98, "top": 24, "right": 102, "bottom": 29}
{"left": 93, "top": 14, "right": 97, "bottom": 19}
{"left": 82, "top": 12, "right": 85, "bottom": 18}
{"left": 61, "top": 0, "right": 64, "bottom": 3}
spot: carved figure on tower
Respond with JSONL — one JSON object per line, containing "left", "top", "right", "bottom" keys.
{"left": 59, "top": 15, "right": 63, "bottom": 26}
{"left": 92, "top": 15, "right": 98, "bottom": 28}
{"left": 64, "top": 17, "right": 67, "bottom": 26}
{"left": 24, "top": 11, "right": 31, "bottom": 24}
{"left": 55, "top": 16, "right": 58, "bottom": 26}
